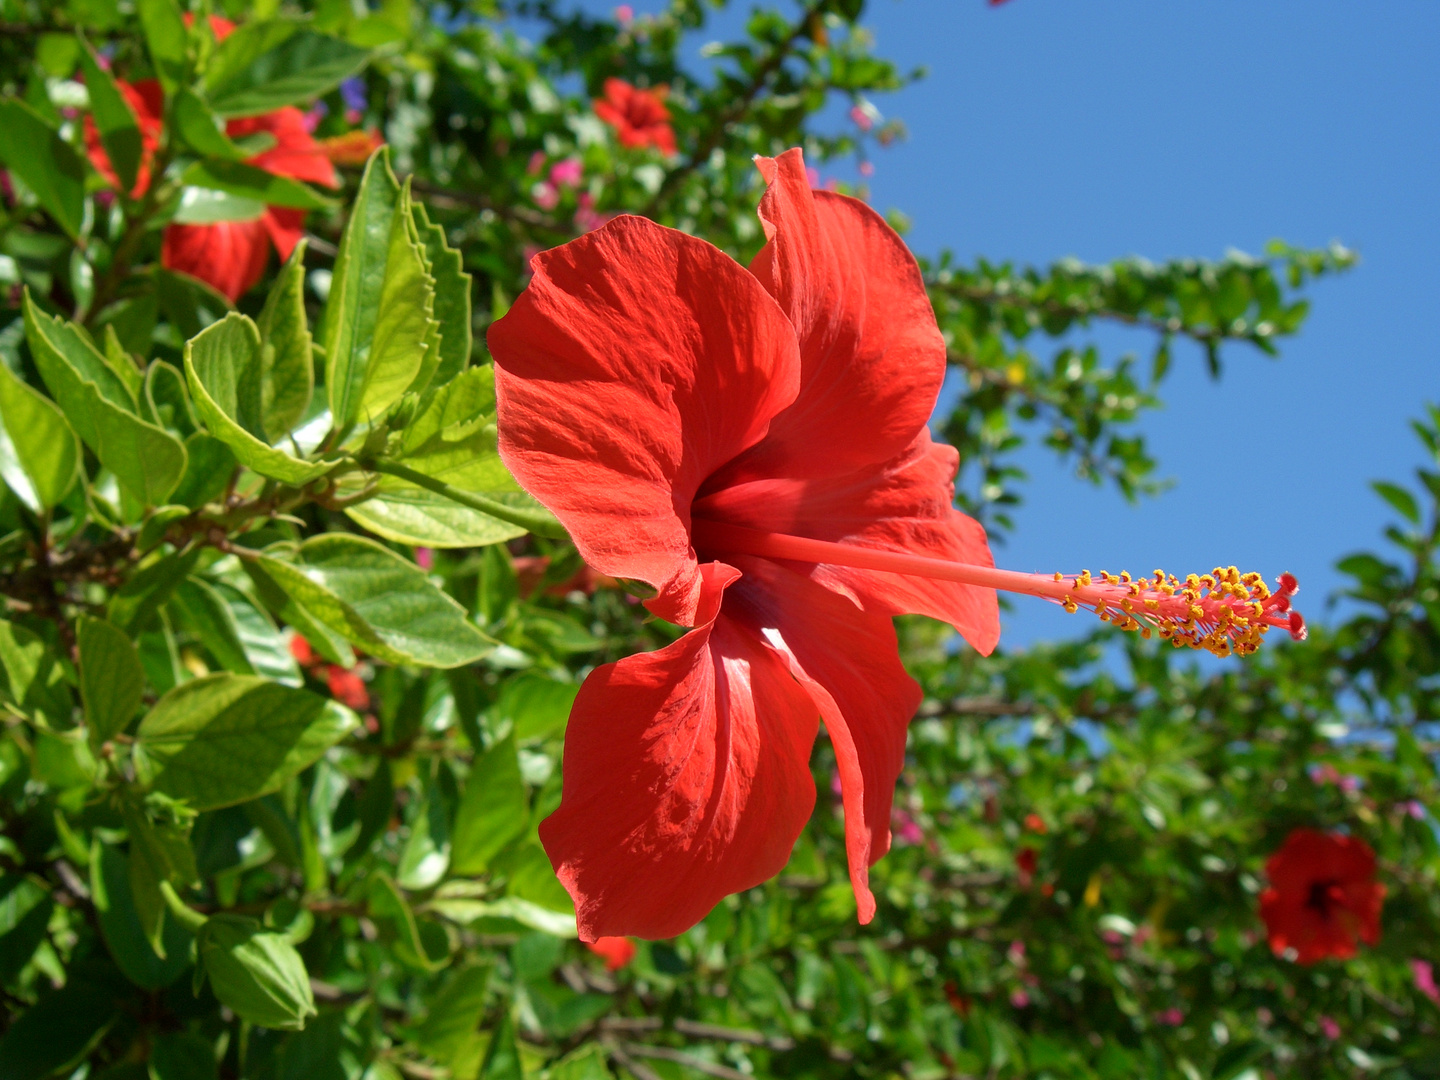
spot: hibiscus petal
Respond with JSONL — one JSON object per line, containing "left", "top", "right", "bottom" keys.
{"left": 262, "top": 207, "right": 308, "bottom": 262}
{"left": 695, "top": 429, "right": 1000, "bottom": 654}
{"left": 230, "top": 107, "right": 340, "bottom": 189}
{"left": 539, "top": 562, "right": 820, "bottom": 940}
{"left": 724, "top": 148, "right": 945, "bottom": 482}
{"left": 490, "top": 216, "right": 802, "bottom": 625}
{"left": 162, "top": 219, "right": 271, "bottom": 303}
{"left": 724, "top": 556, "right": 922, "bottom": 924}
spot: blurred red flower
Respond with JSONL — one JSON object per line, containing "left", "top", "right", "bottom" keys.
{"left": 1260, "top": 827, "right": 1384, "bottom": 964}
{"left": 83, "top": 79, "right": 164, "bottom": 199}
{"left": 1023, "top": 812, "right": 1047, "bottom": 834}
{"left": 1015, "top": 847, "right": 1038, "bottom": 888}
{"left": 326, "top": 666, "right": 370, "bottom": 712}
{"left": 585, "top": 936, "right": 636, "bottom": 971}
{"left": 593, "top": 78, "right": 676, "bottom": 154}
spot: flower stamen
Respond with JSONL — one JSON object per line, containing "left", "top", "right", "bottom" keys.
{"left": 691, "top": 519, "right": 1305, "bottom": 657}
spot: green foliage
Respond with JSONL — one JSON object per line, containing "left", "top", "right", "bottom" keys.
{"left": 0, "top": 2, "right": 1421, "bottom": 1080}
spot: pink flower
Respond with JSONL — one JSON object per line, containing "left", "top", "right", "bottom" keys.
{"left": 415, "top": 548, "right": 434, "bottom": 571}
{"left": 1338, "top": 775, "right": 1361, "bottom": 794}
{"left": 891, "top": 807, "right": 923, "bottom": 846}
{"left": 849, "top": 104, "right": 873, "bottom": 132}
{"left": 805, "top": 165, "right": 821, "bottom": 188}
{"left": 1319, "top": 1015, "right": 1340, "bottom": 1040}
{"left": 1406, "top": 800, "right": 1426, "bottom": 820}
{"left": 1007, "top": 940, "right": 1025, "bottom": 965}
{"left": 550, "top": 157, "right": 583, "bottom": 188}
{"left": 1009, "top": 989, "right": 1030, "bottom": 1009}
{"left": 527, "top": 150, "right": 548, "bottom": 176}
{"left": 1156, "top": 1008, "right": 1184, "bottom": 1027}
{"left": 858, "top": 161, "right": 875, "bottom": 177}
{"left": 574, "top": 191, "right": 613, "bottom": 234}
{"left": 615, "top": 4, "right": 634, "bottom": 24}
{"left": 532, "top": 182, "right": 560, "bottom": 210}
{"left": 1412, "top": 959, "right": 1440, "bottom": 1004}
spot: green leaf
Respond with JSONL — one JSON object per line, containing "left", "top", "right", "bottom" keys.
{"left": 172, "top": 88, "right": 250, "bottom": 160}
{"left": 242, "top": 558, "right": 356, "bottom": 668}
{"left": 171, "top": 186, "right": 266, "bottom": 225}
{"left": 368, "top": 872, "right": 446, "bottom": 971}
{"left": 397, "top": 795, "right": 450, "bottom": 891}
{"left": 450, "top": 735, "right": 527, "bottom": 875}
{"left": 78, "top": 40, "right": 143, "bottom": 194}
{"left": 109, "top": 546, "right": 202, "bottom": 634}
{"left": 181, "top": 160, "right": 336, "bottom": 211}
{"left": 413, "top": 964, "right": 492, "bottom": 1069}
{"left": 477, "top": 1009, "right": 523, "bottom": 1080}
{"left": 0, "top": 617, "right": 72, "bottom": 727}
{"left": 0, "top": 100, "right": 86, "bottom": 241}
{"left": 102, "top": 324, "right": 145, "bottom": 400}
{"left": 145, "top": 360, "right": 199, "bottom": 438}
{"left": 345, "top": 487, "right": 533, "bottom": 549}
{"left": 174, "top": 578, "right": 303, "bottom": 685}
{"left": 150, "top": 1033, "right": 220, "bottom": 1080}
{"left": 124, "top": 799, "right": 199, "bottom": 954}
{"left": 25, "top": 295, "right": 186, "bottom": 505}
{"left": 407, "top": 202, "right": 471, "bottom": 396}
{"left": 0, "top": 874, "right": 54, "bottom": 984}
{"left": 172, "top": 577, "right": 255, "bottom": 677}
{"left": 78, "top": 616, "right": 145, "bottom": 744}
{"left": 0, "top": 360, "right": 80, "bottom": 512}
{"left": 0, "top": 981, "right": 118, "bottom": 1080}
{"left": 137, "top": 0, "right": 187, "bottom": 92}
{"left": 171, "top": 433, "right": 238, "bottom": 509}
{"left": 256, "top": 242, "right": 314, "bottom": 439}
{"left": 1373, "top": 480, "right": 1420, "bottom": 524}
{"left": 205, "top": 23, "right": 371, "bottom": 118}
{"left": 197, "top": 914, "right": 317, "bottom": 1030}
{"left": 494, "top": 674, "right": 578, "bottom": 743}
{"left": 134, "top": 673, "right": 359, "bottom": 811}
{"left": 185, "top": 313, "right": 331, "bottom": 485}
{"left": 256, "top": 534, "right": 493, "bottom": 668}
{"left": 155, "top": 267, "right": 235, "bottom": 340}
{"left": 324, "top": 154, "right": 437, "bottom": 429}
{"left": 90, "top": 845, "right": 193, "bottom": 989}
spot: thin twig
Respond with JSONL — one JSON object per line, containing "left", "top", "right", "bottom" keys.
{"left": 608, "top": 1044, "right": 665, "bottom": 1080}
{"left": 621, "top": 1043, "right": 750, "bottom": 1080}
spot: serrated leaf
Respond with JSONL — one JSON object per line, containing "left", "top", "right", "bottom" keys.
{"left": 0, "top": 100, "right": 86, "bottom": 241}
{"left": 185, "top": 313, "right": 330, "bottom": 485}
{"left": 324, "top": 152, "right": 436, "bottom": 430}
{"left": 78, "top": 41, "right": 143, "bottom": 194}
{"left": 134, "top": 673, "right": 358, "bottom": 811}
{"left": 255, "top": 534, "right": 492, "bottom": 668}
{"left": 0, "top": 360, "right": 79, "bottom": 512}
{"left": 78, "top": 616, "right": 145, "bottom": 744}
{"left": 25, "top": 295, "right": 186, "bottom": 505}
{"left": 406, "top": 201, "right": 471, "bottom": 397}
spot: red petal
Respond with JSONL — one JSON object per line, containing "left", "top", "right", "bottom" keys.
{"left": 229, "top": 108, "right": 340, "bottom": 189}
{"left": 723, "top": 148, "right": 945, "bottom": 482}
{"left": 489, "top": 216, "right": 802, "bottom": 625}
{"left": 162, "top": 220, "right": 271, "bottom": 302}
{"left": 695, "top": 430, "right": 1000, "bottom": 654}
{"left": 539, "top": 562, "right": 820, "bottom": 940}
{"left": 262, "top": 207, "right": 307, "bottom": 261}
{"left": 724, "top": 556, "right": 922, "bottom": 924}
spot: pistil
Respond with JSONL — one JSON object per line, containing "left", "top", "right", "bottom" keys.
{"left": 691, "top": 518, "right": 1305, "bottom": 657}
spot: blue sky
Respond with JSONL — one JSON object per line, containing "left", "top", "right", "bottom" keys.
{"left": 549, "top": 0, "right": 1440, "bottom": 649}
{"left": 790, "top": 1, "right": 1440, "bottom": 646}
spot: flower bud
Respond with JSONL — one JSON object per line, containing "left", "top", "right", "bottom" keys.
{"left": 197, "top": 914, "right": 317, "bottom": 1031}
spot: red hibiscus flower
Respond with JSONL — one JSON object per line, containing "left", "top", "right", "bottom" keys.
{"left": 585, "top": 936, "right": 636, "bottom": 971}
{"left": 326, "top": 665, "right": 371, "bottom": 712}
{"left": 592, "top": 78, "right": 676, "bottom": 154}
{"left": 1259, "top": 828, "right": 1385, "bottom": 964}
{"left": 490, "top": 148, "right": 1305, "bottom": 942}
{"left": 163, "top": 106, "right": 339, "bottom": 302}
{"left": 84, "top": 78, "right": 165, "bottom": 200}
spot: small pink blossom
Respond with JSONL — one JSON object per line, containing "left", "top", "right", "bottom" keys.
{"left": 1405, "top": 800, "right": 1426, "bottom": 820}
{"left": 415, "top": 548, "right": 434, "bottom": 571}
{"left": 1009, "top": 989, "right": 1030, "bottom": 1009}
{"left": 806, "top": 166, "right": 821, "bottom": 188}
{"left": 532, "top": 182, "right": 560, "bottom": 210}
{"left": 1338, "top": 774, "right": 1361, "bottom": 794}
{"left": 1256, "top": 1007, "right": 1273, "bottom": 1025}
{"left": 849, "top": 104, "right": 873, "bottom": 132}
{"left": 1412, "top": 959, "right": 1440, "bottom": 1004}
{"left": 1319, "top": 1015, "right": 1341, "bottom": 1040}
{"left": 1007, "top": 940, "right": 1026, "bottom": 965}
{"left": 1156, "top": 1008, "right": 1184, "bottom": 1027}
{"left": 1101, "top": 929, "right": 1125, "bottom": 946}
{"left": 574, "top": 191, "right": 614, "bottom": 234}
{"left": 614, "top": 4, "right": 634, "bottom": 24}
{"left": 550, "top": 157, "right": 583, "bottom": 188}
{"left": 527, "top": 151, "right": 547, "bottom": 175}
{"left": 858, "top": 160, "right": 875, "bottom": 177}
{"left": 891, "top": 807, "right": 923, "bottom": 846}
